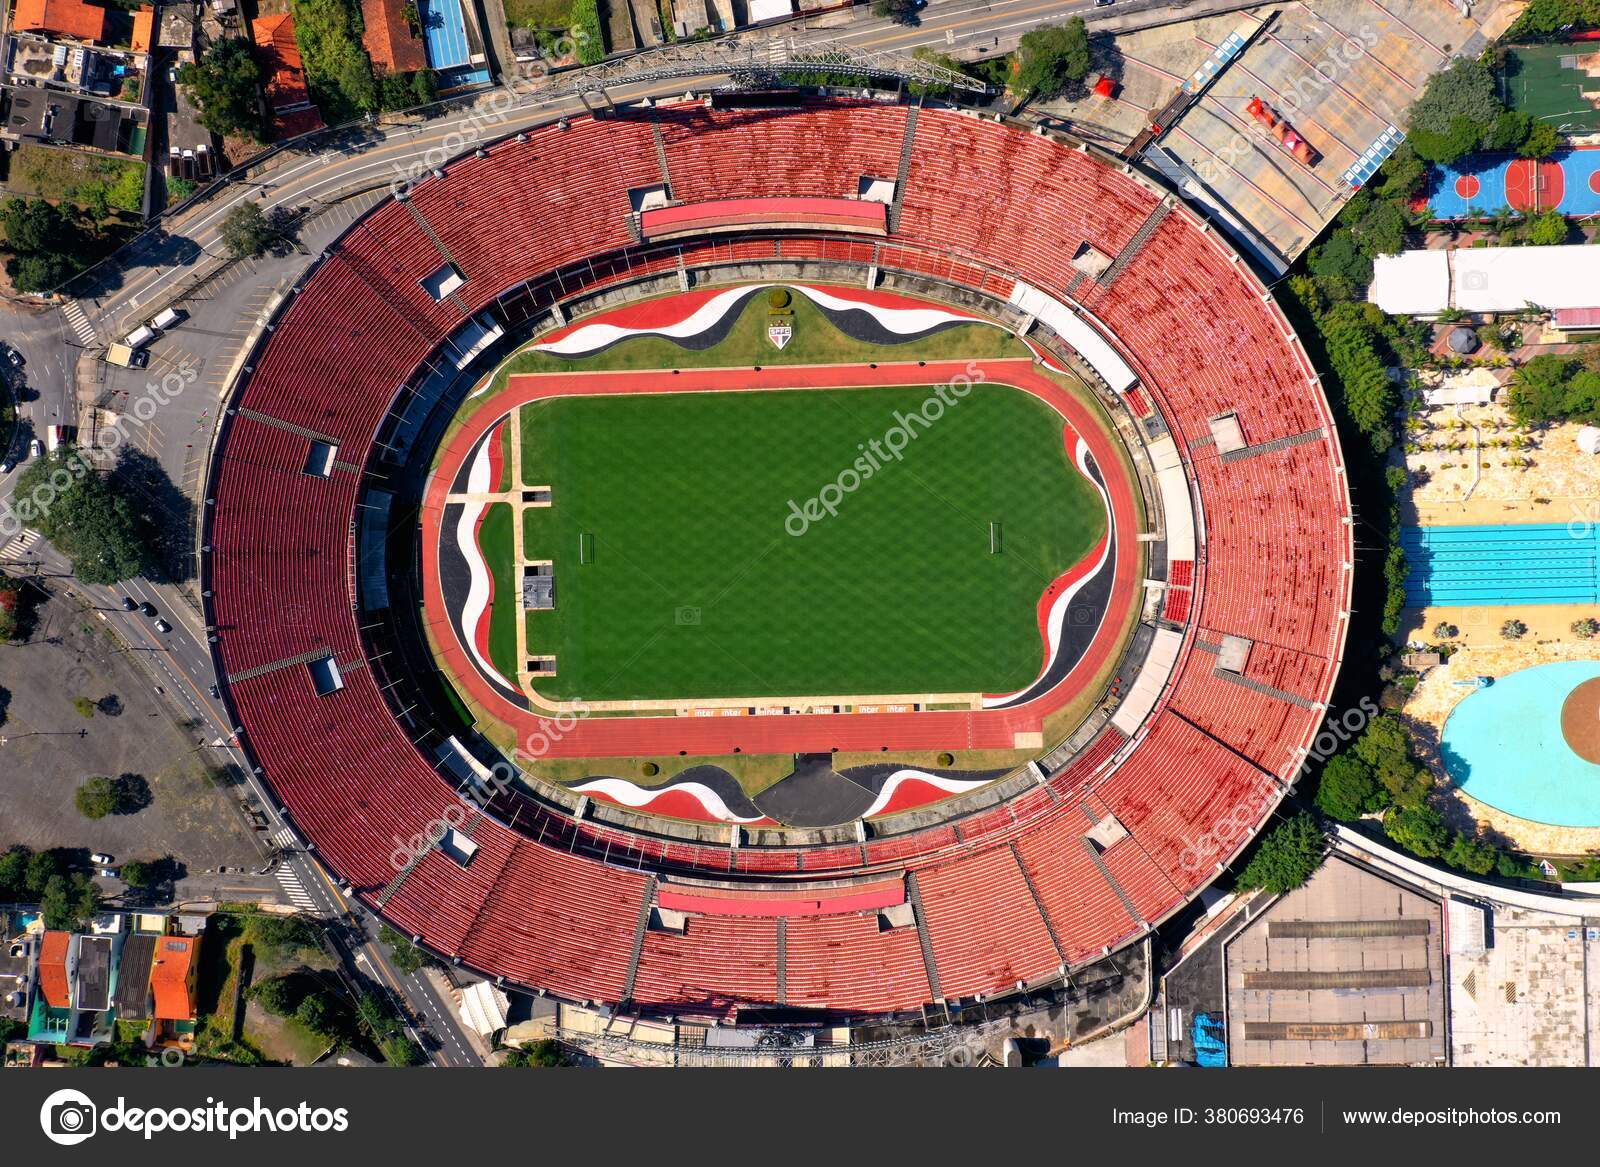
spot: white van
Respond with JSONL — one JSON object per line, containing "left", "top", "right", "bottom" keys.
{"left": 123, "top": 324, "right": 156, "bottom": 349}
{"left": 149, "top": 306, "right": 184, "bottom": 331}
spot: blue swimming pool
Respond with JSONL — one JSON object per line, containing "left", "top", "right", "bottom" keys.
{"left": 1442, "top": 660, "right": 1600, "bottom": 825}
{"left": 1402, "top": 523, "right": 1600, "bottom": 606}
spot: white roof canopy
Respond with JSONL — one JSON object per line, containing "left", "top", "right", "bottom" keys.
{"left": 1370, "top": 245, "right": 1600, "bottom": 316}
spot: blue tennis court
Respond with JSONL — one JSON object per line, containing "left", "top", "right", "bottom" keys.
{"left": 1428, "top": 147, "right": 1600, "bottom": 219}
{"left": 1402, "top": 523, "right": 1600, "bottom": 606}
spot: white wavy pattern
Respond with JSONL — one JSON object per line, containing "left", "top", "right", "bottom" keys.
{"left": 454, "top": 433, "right": 517, "bottom": 692}
{"left": 534, "top": 284, "right": 981, "bottom": 356}
{"left": 861, "top": 769, "right": 994, "bottom": 819}
{"left": 571, "top": 776, "right": 768, "bottom": 824}
{"left": 981, "top": 437, "right": 1113, "bottom": 709}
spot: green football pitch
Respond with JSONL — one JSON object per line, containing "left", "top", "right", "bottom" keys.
{"left": 501, "top": 383, "right": 1108, "bottom": 703}
{"left": 1500, "top": 43, "right": 1600, "bottom": 133}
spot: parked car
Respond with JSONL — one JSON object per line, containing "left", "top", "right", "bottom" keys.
{"left": 90, "top": 852, "right": 113, "bottom": 865}
{"left": 96, "top": 867, "right": 118, "bottom": 879}
{"left": 0, "top": 458, "right": 13, "bottom": 474}
{"left": 121, "top": 596, "right": 137, "bottom": 611}
{"left": 4, "top": 345, "right": 22, "bottom": 368}
{"left": 208, "top": 683, "right": 220, "bottom": 699}
{"left": 153, "top": 619, "right": 171, "bottom": 634}
{"left": 29, "top": 439, "right": 42, "bottom": 459}
{"left": 139, "top": 601, "right": 157, "bottom": 618}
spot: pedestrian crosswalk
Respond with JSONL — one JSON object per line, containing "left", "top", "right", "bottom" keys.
{"left": 276, "top": 867, "right": 317, "bottom": 912}
{"left": 270, "top": 826, "right": 297, "bottom": 850}
{"left": 61, "top": 300, "right": 97, "bottom": 346}
{"left": 0, "top": 529, "right": 38, "bottom": 561}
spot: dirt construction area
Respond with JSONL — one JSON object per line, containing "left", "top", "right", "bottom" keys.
{"left": 0, "top": 586, "right": 263, "bottom": 871}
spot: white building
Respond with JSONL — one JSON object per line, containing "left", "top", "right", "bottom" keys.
{"left": 1369, "top": 244, "right": 1600, "bottom": 328}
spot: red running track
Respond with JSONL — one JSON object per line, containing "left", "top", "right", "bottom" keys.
{"left": 421, "top": 357, "right": 1141, "bottom": 758}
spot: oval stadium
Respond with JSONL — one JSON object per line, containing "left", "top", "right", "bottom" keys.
{"left": 202, "top": 96, "right": 1352, "bottom": 1025}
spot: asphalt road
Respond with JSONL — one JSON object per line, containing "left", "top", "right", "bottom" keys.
{"left": 3, "top": 538, "right": 483, "bottom": 1066}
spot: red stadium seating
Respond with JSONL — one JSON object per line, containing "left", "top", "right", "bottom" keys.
{"left": 205, "top": 98, "right": 1350, "bottom": 1021}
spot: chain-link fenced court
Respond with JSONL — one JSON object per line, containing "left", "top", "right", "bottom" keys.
{"left": 1500, "top": 41, "right": 1600, "bottom": 134}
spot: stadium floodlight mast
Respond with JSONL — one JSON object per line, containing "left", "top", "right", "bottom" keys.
{"left": 550, "top": 36, "right": 993, "bottom": 106}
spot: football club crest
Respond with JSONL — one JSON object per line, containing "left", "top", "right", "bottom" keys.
{"left": 766, "top": 286, "right": 794, "bottom": 349}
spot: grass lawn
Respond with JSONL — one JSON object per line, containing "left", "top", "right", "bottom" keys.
{"left": 6, "top": 144, "right": 144, "bottom": 213}
{"left": 503, "top": 0, "right": 573, "bottom": 27}
{"left": 437, "top": 286, "right": 1027, "bottom": 458}
{"left": 511, "top": 381, "right": 1103, "bottom": 702}
{"left": 504, "top": 289, "right": 1029, "bottom": 381}
{"left": 476, "top": 501, "right": 519, "bottom": 680}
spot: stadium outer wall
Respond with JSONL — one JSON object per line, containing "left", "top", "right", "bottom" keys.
{"left": 200, "top": 96, "right": 1353, "bottom": 1022}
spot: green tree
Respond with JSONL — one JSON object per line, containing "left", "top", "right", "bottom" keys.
{"left": 1506, "top": 352, "right": 1600, "bottom": 425}
{"left": 1014, "top": 19, "right": 1090, "bottom": 99}
{"left": 501, "top": 1039, "right": 568, "bottom": 1066}
{"left": 1525, "top": 209, "right": 1569, "bottom": 246}
{"left": 1352, "top": 714, "right": 1432, "bottom": 808}
{"left": 13, "top": 449, "right": 149, "bottom": 584}
{"left": 250, "top": 976, "right": 301, "bottom": 1016}
{"left": 1384, "top": 804, "right": 1449, "bottom": 859}
{"left": 294, "top": 989, "right": 337, "bottom": 1036}
{"left": 1444, "top": 831, "right": 1497, "bottom": 875}
{"left": 380, "top": 1035, "right": 425, "bottom": 1065}
{"left": 220, "top": 201, "right": 276, "bottom": 260}
{"left": 118, "top": 859, "right": 156, "bottom": 889}
{"left": 1348, "top": 197, "right": 1408, "bottom": 258}
{"left": 1314, "top": 753, "right": 1380, "bottom": 820}
{"left": 289, "top": 0, "right": 378, "bottom": 122}
{"left": 379, "top": 924, "right": 432, "bottom": 974}
{"left": 571, "top": 0, "right": 603, "bottom": 65}
{"left": 178, "top": 37, "right": 267, "bottom": 141}
{"left": 1519, "top": 120, "right": 1563, "bottom": 159}
{"left": 1485, "top": 109, "right": 1531, "bottom": 151}
{"left": 871, "top": 0, "right": 922, "bottom": 23}
{"left": 411, "top": 69, "right": 438, "bottom": 106}
{"left": 1319, "top": 303, "right": 1397, "bottom": 452}
{"left": 0, "top": 847, "right": 28, "bottom": 899}
{"left": 1409, "top": 116, "right": 1487, "bottom": 166}
{"left": 1236, "top": 812, "right": 1326, "bottom": 894}
{"left": 1307, "top": 232, "right": 1372, "bottom": 297}
{"left": 25, "top": 849, "right": 62, "bottom": 897}
{"left": 40, "top": 873, "right": 101, "bottom": 930}
{"left": 1406, "top": 58, "right": 1504, "bottom": 165}
{"left": 250, "top": 914, "right": 317, "bottom": 956}
{"left": 75, "top": 776, "right": 120, "bottom": 820}
{"left": 0, "top": 197, "right": 91, "bottom": 292}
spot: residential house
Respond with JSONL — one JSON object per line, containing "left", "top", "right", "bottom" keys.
{"left": 12, "top": 0, "right": 108, "bottom": 44}
{"left": 361, "top": 0, "right": 424, "bottom": 75}
{"left": 251, "top": 14, "right": 323, "bottom": 138}
{"left": 149, "top": 934, "right": 200, "bottom": 1049}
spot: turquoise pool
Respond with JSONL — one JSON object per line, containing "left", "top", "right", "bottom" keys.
{"left": 1441, "top": 660, "right": 1600, "bottom": 825}
{"left": 1402, "top": 523, "right": 1600, "bottom": 606}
